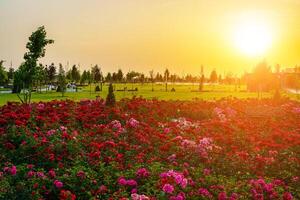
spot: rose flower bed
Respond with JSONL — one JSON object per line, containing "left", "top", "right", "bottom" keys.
{"left": 0, "top": 98, "right": 299, "bottom": 199}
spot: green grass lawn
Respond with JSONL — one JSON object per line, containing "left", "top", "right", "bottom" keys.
{"left": 0, "top": 83, "right": 297, "bottom": 105}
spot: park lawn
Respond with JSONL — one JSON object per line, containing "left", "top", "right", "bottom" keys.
{"left": 0, "top": 83, "right": 293, "bottom": 105}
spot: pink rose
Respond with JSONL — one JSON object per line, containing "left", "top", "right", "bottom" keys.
{"left": 54, "top": 180, "right": 63, "bottom": 188}
{"left": 10, "top": 166, "right": 17, "bottom": 176}
{"left": 162, "top": 184, "right": 174, "bottom": 194}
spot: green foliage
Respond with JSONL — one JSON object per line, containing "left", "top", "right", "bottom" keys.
{"left": 71, "top": 65, "right": 80, "bottom": 83}
{"left": 7, "top": 67, "right": 14, "bottom": 81}
{"left": 0, "top": 60, "right": 8, "bottom": 86}
{"left": 33, "top": 64, "right": 46, "bottom": 93}
{"left": 57, "top": 64, "right": 66, "bottom": 97}
{"left": 80, "top": 70, "right": 89, "bottom": 85}
{"left": 95, "top": 85, "right": 101, "bottom": 92}
{"left": 45, "top": 63, "right": 56, "bottom": 84}
{"left": 91, "top": 65, "right": 102, "bottom": 83}
{"left": 13, "top": 26, "right": 54, "bottom": 103}
{"left": 105, "top": 83, "right": 116, "bottom": 106}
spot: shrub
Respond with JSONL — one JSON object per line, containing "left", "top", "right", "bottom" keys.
{"left": 105, "top": 83, "right": 115, "bottom": 106}
{"left": 95, "top": 85, "right": 101, "bottom": 92}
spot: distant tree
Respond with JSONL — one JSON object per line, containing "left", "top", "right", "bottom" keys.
{"left": 13, "top": 26, "right": 54, "bottom": 103}
{"left": 66, "top": 70, "right": 72, "bottom": 81}
{"left": 155, "top": 72, "right": 163, "bottom": 82}
{"left": 33, "top": 64, "right": 46, "bottom": 93}
{"left": 252, "top": 60, "right": 272, "bottom": 98}
{"left": 106, "top": 72, "right": 112, "bottom": 82}
{"left": 224, "top": 72, "right": 234, "bottom": 84}
{"left": 218, "top": 74, "right": 222, "bottom": 83}
{"left": 91, "top": 65, "right": 101, "bottom": 83}
{"left": 164, "top": 68, "right": 170, "bottom": 91}
{"left": 149, "top": 70, "right": 154, "bottom": 91}
{"left": 57, "top": 64, "right": 66, "bottom": 97}
{"left": 117, "top": 69, "right": 123, "bottom": 82}
{"left": 7, "top": 67, "right": 14, "bottom": 81}
{"left": 80, "top": 70, "right": 88, "bottom": 85}
{"left": 199, "top": 74, "right": 204, "bottom": 91}
{"left": 210, "top": 69, "right": 218, "bottom": 83}
{"left": 91, "top": 65, "right": 103, "bottom": 90}
{"left": 86, "top": 70, "right": 92, "bottom": 84}
{"left": 46, "top": 63, "right": 56, "bottom": 85}
{"left": 105, "top": 83, "right": 116, "bottom": 106}
{"left": 140, "top": 74, "right": 145, "bottom": 85}
{"left": 112, "top": 72, "right": 118, "bottom": 82}
{"left": 13, "top": 67, "right": 23, "bottom": 93}
{"left": 126, "top": 71, "right": 140, "bottom": 82}
{"left": 169, "top": 74, "right": 175, "bottom": 84}
{"left": 0, "top": 60, "right": 8, "bottom": 86}
{"left": 71, "top": 65, "right": 80, "bottom": 83}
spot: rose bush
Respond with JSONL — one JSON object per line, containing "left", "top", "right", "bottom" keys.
{"left": 0, "top": 97, "right": 299, "bottom": 199}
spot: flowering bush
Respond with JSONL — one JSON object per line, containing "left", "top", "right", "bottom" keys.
{"left": 0, "top": 97, "right": 299, "bottom": 199}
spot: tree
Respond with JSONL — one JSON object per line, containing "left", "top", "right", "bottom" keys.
{"left": 252, "top": 60, "right": 272, "bottom": 98}
{"left": 46, "top": 63, "right": 56, "bottom": 85}
{"left": 164, "top": 68, "right": 170, "bottom": 91}
{"left": 112, "top": 72, "right": 118, "bottom": 82}
{"left": 117, "top": 69, "right": 123, "bottom": 82}
{"left": 210, "top": 69, "right": 218, "bottom": 83}
{"left": 13, "top": 26, "right": 53, "bottom": 103}
{"left": 57, "top": 64, "right": 66, "bottom": 97}
{"left": 66, "top": 70, "right": 72, "bottom": 81}
{"left": 86, "top": 70, "right": 92, "bottom": 84}
{"left": 33, "top": 64, "right": 46, "bottom": 93}
{"left": 71, "top": 65, "right": 80, "bottom": 83}
{"left": 91, "top": 65, "right": 101, "bottom": 83}
{"left": 7, "top": 67, "right": 14, "bottom": 81}
{"left": 149, "top": 70, "right": 154, "bottom": 91}
{"left": 105, "top": 83, "right": 116, "bottom": 106}
{"left": 155, "top": 72, "right": 163, "bottom": 82}
{"left": 80, "top": 70, "right": 88, "bottom": 85}
{"left": 91, "top": 65, "right": 103, "bottom": 90}
{"left": 106, "top": 72, "right": 112, "bottom": 82}
{"left": 126, "top": 71, "right": 140, "bottom": 82}
{"left": 140, "top": 74, "right": 145, "bottom": 85}
{"left": 0, "top": 60, "right": 8, "bottom": 86}
{"left": 199, "top": 74, "right": 204, "bottom": 91}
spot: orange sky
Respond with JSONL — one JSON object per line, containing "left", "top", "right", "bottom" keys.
{"left": 0, "top": 0, "right": 300, "bottom": 76}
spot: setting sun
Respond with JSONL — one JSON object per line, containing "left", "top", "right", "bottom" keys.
{"left": 234, "top": 15, "right": 273, "bottom": 57}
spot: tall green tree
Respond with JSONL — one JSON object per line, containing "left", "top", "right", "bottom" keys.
{"left": 7, "top": 67, "right": 14, "bottom": 81}
{"left": 164, "top": 68, "right": 170, "bottom": 91}
{"left": 117, "top": 69, "right": 123, "bottom": 82}
{"left": 0, "top": 60, "right": 8, "bottom": 86}
{"left": 80, "top": 70, "right": 88, "bottom": 85}
{"left": 149, "top": 70, "right": 154, "bottom": 91}
{"left": 13, "top": 26, "right": 54, "bottom": 103}
{"left": 57, "top": 64, "right": 66, "bottom": 97}
{"left": 46, "top": 63, "right": 56, "bottom": 85}
{"left": 71, "top": 65, "right": 81, "bottom": 83}
{"left": 33, "top": 64, "right": 46, "bottom": 93}
{"left": 106, "top": 72, "right": 112, "bottom": 82}
{"left": 91, "top": 65, "right": 101, "bottom": 83}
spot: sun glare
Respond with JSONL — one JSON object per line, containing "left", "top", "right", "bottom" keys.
{"left": 234, "top": 15, "right": 273, "bottom": 57}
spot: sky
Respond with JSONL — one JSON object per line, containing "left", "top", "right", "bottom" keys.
{"left": 0, "top": 0, "right": 300, "bottom": 76}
